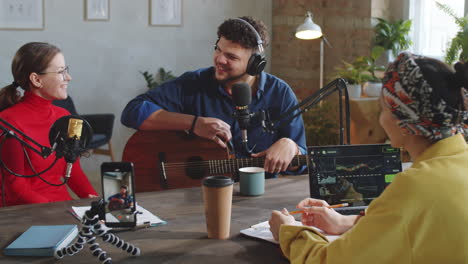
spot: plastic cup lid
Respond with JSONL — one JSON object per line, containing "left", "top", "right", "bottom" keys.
{"left": 202, "top": 176, "right": 234, "bottom": 187}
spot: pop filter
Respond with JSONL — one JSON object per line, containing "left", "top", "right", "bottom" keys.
{"left": 49, "top": 115, "right": 93, "bottom": 163}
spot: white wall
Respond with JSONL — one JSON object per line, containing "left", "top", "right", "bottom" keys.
{"left": 0, "top": 0, "right": 272, "bottom": 173}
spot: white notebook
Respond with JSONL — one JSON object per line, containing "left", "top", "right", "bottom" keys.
{"left": 70, "top": 205, "right": 166, "bottom": 227}
{"left": 240, "top": 220, "right": 340, "bottom": 244}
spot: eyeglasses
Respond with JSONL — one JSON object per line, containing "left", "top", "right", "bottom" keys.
{"left": 38, "top": 66, "right": 70, "bottom": 80}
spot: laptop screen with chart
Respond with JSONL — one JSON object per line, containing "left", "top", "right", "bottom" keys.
{"left": 308, "top": 144, "right": 402, "bottom": 210}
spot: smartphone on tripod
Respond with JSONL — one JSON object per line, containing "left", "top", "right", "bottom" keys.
{"left": 101, "top": 162, "right": 137, "bottom": 228}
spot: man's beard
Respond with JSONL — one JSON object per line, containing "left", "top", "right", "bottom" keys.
{"left": 216, "top": 71, "right": 247, "bottom": 85}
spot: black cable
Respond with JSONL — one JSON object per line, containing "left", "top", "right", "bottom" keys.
{"left": 0, "top": 153, "right": 59, "bottom": 178}
{"left": 0, "top": 137, "right": 63, "bottom": 183}
{"left": 22, "top": 144, "right": 67, "bottom": 187}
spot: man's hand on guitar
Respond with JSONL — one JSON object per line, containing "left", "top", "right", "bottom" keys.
{"left": 251, "top": 138, "right": 299, "bottom": 174}
{"left": 194, "top": 117, "right": 232, "bottom": 148}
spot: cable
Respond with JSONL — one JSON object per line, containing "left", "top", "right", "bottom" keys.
{"left": 23, "top": 145, "right": 67, "bottom": 187}
{"left": 0, "top": 136, "right": 64, "bottom": 184}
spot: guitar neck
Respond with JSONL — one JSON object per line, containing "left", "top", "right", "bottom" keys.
{"left": 206, "top": 154, "right": 308, "bottom": 175}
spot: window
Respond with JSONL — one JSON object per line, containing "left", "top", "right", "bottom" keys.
{"left": 408, "top": 0, "right": 466, "bottom": 60}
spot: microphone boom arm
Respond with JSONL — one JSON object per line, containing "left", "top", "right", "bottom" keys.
{"left": 0, "top": 118, "right": 52, "bottom": 158}
{"left": 264, "top": 78, "right": 351, "bottom": 145}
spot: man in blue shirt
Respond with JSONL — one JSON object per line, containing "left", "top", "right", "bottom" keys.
{"left": 121, "top": 16, "right": 306, "bottom": 177}
{"left": 108, "top": 185, "right": 134, "bottom": 209}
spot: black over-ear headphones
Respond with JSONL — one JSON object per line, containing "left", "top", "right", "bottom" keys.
{"left": 233, "top": 18, "right": 267, "bottom": 76}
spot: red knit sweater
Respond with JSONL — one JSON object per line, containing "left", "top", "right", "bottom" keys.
{"left": 0, "top": 92, "right": 97, "bottom": 206}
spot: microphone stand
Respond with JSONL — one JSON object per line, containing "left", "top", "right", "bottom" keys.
{"left": 0, "top": 118, "right": 53, "bottom": 158}
{"left": 0, "top": 118, "right": 59, "bottom": 206}
{"left": 0, "top": 117, "right": 61, "bottom": 179}
{"left": 263, "top": 78, "right": 351, "bottom": 145}
{"left": 0, "top": 115, "right": 92, "bottom": 197}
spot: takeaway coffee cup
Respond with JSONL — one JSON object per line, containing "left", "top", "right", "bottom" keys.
{"left": 239, "top": 167, "right": 265, "bottom": 196}
{"left": 202, "top": 176, "right": 234, "bottom": 239}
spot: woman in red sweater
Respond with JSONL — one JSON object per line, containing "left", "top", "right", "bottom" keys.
{"left": 0, "top": 42, "right": 97, "bottom": 206}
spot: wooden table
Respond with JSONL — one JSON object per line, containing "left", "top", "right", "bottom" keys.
{"left": 0, "top": 175, "right": 310, "bottom": 263}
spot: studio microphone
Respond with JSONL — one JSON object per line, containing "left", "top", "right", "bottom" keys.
{"left": 232, "top": 82, "right": 254, "bottom": 154}
{"left": 49, "top": 115, "right": 92, "bottom": 180}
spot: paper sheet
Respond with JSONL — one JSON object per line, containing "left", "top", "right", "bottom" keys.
{"left": 240, "top": 220, "right": 340, "bottom": 244}
{"left": 70, "top": 204, "right": 166, "bottom": 227}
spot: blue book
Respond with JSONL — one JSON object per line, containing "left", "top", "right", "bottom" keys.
{"left": 4, "top": 225, "right": 78, "bottom": 257}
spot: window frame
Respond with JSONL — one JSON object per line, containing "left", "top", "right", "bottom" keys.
{"left": 403, "top": 0, "right": 468, "bottom": 60}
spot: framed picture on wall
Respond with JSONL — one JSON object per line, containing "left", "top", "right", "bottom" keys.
{"left": 85, "top": 0, "right": 109, "bottom": 21}
{"left": 149, "top": 0, "right": 182, "bottom": 26}
{"left": 0, "top": 0, "right": 44, "bottom": 30}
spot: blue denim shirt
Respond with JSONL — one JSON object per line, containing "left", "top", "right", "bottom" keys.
{"left": 121, "top": 67, "right": 306, "bottom": 177}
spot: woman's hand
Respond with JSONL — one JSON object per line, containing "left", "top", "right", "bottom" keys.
{"left": 88, "top": 194, "right": 98, "bottom": 198}
{"left": 269, "top": 208, "right": 295, "bottom": 241}
{"left": 297, "top": 198, "right": 358, "bottom": 235}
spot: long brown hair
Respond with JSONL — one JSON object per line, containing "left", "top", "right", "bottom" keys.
{"left": 0, "top": 42, "right": 61, "bottom": 111}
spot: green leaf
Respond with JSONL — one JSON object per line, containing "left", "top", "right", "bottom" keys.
{"left": 140, "top": 67, "right": 177, "bottom": 90}
{"left": 373, "top": 17, "right": 412, "bottom": 55}
{"left": 371, "top": 46, "right": 385, "bottom": 61}
{"left": 436, "top": 1, "right": 468, "bottom": 64}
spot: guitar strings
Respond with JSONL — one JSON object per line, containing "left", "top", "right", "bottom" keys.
{"left": 160, "top": 156, "right": 308, "bottom": 169}
{"left": 161, "top": 156, "right": 309, "bottom": 167}
{"left": 160, "top": 156, "right": 309, "bottom": 179}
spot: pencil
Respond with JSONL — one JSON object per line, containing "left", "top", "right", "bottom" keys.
{"left": 289, "top": 203, "right": 349, "bottom": 215}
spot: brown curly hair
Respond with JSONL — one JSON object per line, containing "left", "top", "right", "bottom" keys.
{"left": 217, "top": 16, "right": 269, "bottom": 51}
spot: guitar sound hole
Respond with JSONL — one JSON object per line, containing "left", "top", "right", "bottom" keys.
{"left": 186, "top": 156, "right": 207, "bottom": 179}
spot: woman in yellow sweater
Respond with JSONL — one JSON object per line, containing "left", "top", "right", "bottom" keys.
{"left": 269, "top": 52, "right": 468, "bottom": 263}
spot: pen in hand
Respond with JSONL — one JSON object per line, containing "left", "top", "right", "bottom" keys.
{"left": 288, "top": 203, "right": 349, "bottom": 215}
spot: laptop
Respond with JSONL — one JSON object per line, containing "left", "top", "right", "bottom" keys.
{"left": 308, "top": 144, "right": 402, "bottom": 215}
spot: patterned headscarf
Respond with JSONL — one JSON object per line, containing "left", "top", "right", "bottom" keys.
{"left": 382, "top": 52, "right": 468, "bottom": 141}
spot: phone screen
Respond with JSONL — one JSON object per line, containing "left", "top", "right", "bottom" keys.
{"left": 101, "top": 162, "right": 137, "bottom": 228}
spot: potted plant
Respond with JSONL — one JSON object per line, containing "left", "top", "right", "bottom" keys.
{"left": 302, "top": 100, "right": 340, "bottom": 146}
{"left": 140, "top": 67, "right": 177, "bottom": 90}
{"left": 436, "top": 2, "right": 468, "bottom": 64}
{"left": 333, "top": 57, "right": 373, "bottom": 98}
{"left": 373, "top": 17, "right": 412, "bottom": 65}
{"left": 363, "top": 46, "right": 386, "bottom": 97}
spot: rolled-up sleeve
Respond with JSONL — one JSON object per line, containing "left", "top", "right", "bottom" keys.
{"left": 121, "top": 78, "right": 185, "bottom": 129}
{"left": 121, "top": 94, "right": 163, "bottom": 129}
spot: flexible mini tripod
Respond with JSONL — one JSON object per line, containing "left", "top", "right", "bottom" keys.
{"left": 55, "top": 199, "right": 140, "bottom": 264}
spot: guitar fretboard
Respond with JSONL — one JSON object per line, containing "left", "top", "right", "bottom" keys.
{"left": 206, "top": 155, "right": 308, "bottom": 175}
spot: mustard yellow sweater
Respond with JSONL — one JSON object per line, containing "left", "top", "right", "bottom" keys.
{"left": 280, "top": 134, "right": 468, "bottom": 264}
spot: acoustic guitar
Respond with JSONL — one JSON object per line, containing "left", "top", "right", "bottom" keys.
{"left": 122, "top": 131, "right": 308, "bottom": 192}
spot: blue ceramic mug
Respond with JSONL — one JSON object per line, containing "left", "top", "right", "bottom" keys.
{"left": 239, "top": 167, "right": 265, "bottom": 196}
